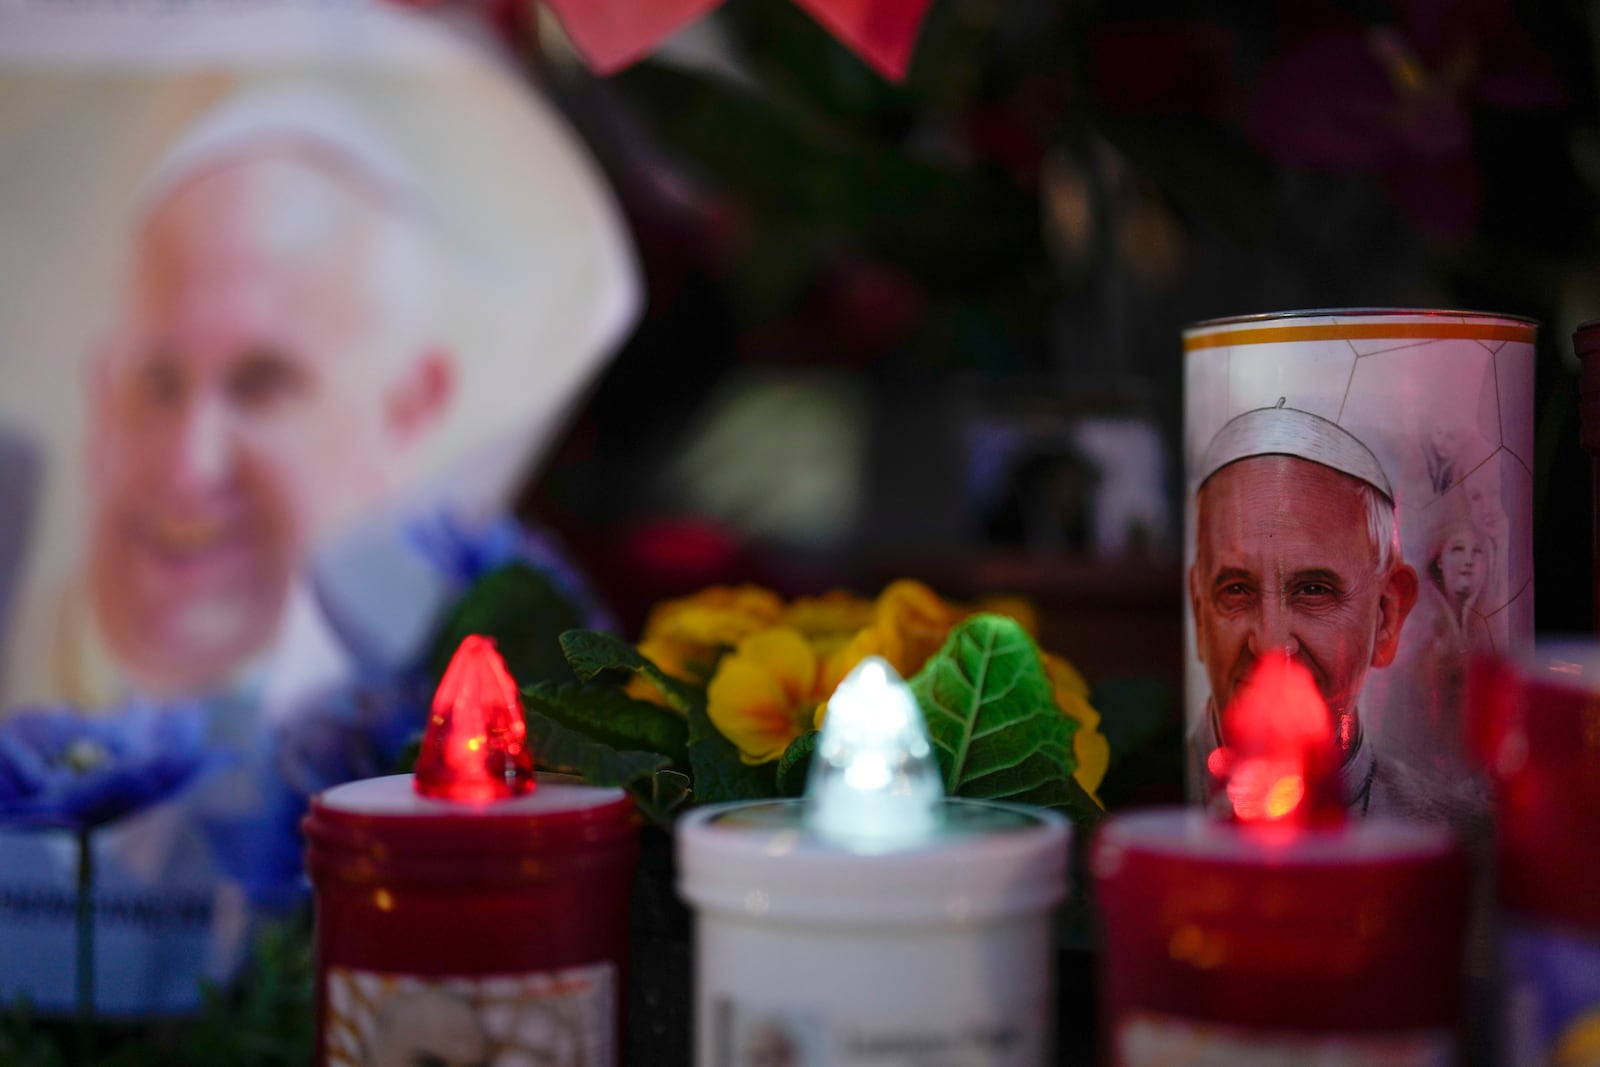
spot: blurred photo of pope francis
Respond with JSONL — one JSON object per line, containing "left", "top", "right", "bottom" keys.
{"left": 73, "top": 91, "right": 453, "bottom": 710}
{"left": 34, "top": 81, "right": 637, "bottom": 722}
{"left": 0, "top": 31, "right": 637, "bottom": 1012}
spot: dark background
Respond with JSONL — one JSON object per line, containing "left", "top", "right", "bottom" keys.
{"left": 519, "top": 0, "right": 1596, "bottom": 688}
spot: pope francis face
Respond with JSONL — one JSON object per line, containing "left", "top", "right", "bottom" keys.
{"left": 1189, "top": 455, "right": 1418, "bottom": 748}
{"left": 86, "top": 150, "right": 453, "bottom": 698}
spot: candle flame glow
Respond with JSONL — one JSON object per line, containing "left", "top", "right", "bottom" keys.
{"left": 805, "top": 656, "right": 944, "bottom": 847}
{"left": 1212, "top": 651, "right": 1344, "bottom": 828}
{"left": 414, "top": 635, "right": 537, "bottom": 802}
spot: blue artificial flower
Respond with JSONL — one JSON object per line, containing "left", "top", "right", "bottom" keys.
{"left": 0, "top": 703, "right": 226, "bottom": 832}
{"left": 406, "top": 510, "right": 618, "bottom": 632}
{"left": 201, "top": 670, "right": 433, "bottom": 911}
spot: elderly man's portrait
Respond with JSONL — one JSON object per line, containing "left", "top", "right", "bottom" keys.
{"left": 1187, "top": 404, "right": 1419, "bottom": 814}
{"left": 0, "top": 67, "right": 636, "bottom": 717}
{"left": 85, "top": 98, "right": 454, "bottom": 700}
{"left": 0, "top": 16, "right": 638, "bottom": 1014}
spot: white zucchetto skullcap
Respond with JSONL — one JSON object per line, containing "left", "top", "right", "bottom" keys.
{"left": 1197, "top": 400, "right": 1394, "bottom": 501}
{"left": 136, "top": 86, "right": 427, "bottom": 218}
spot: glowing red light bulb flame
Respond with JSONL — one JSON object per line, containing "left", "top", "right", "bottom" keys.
{"left": 414, "top": 635, "right": 536, "bottom": 802}
{"left": 1211, "top": 650, "right": 1344, "bottom": 828}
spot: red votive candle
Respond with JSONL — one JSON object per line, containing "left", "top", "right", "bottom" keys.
{"left": 1094, "top": 653, "right": 1472, "bottom": 1063}
{"left": 1469, "top": 643, "right": 1600, "bottom": 1063}
{"left": 1095, "top": 810, "right": 1470, "bottom": 1063}
{"left": 303, "top": 637, "right": 640, "bottom": 1067}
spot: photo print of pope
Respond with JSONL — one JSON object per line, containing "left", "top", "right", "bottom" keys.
{"left": 4, "top": 77, "right": 643, "bottom": 726}
{"left": 0, "top": 11, "right": 638, "bottom": 1013}
{"left": 1187, "top": 403, "right": 1420, "bottom": 816}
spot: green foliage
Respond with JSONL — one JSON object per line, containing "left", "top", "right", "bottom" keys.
{"left": 774, "top": 731, "right": 819, "bottom": 797}
{"left": 912, "top": 614, "right": 1103, "bottom": 824}
{"left": 684, "top": 698, "right": 777, "bottom": 805}
{"left": 558, "top": 631, "right": 698, "bottom": 715}
{"left": 0, "top": 918, "right": 314, "bottom": 1067}
{"left": 429, "top": 563, "right": 587, "bottom": 686}
{"left": 523, "top": 710, "right": 686, "bottom": 825}
{"left": 524, "top": 681, "right": 690, "bottom": 766}
{"left": 0, "top": 998, "right": 63, "bottom": 1067}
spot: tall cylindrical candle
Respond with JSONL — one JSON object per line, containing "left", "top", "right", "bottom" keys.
{"left": 1183, "top": 308, "right": 1536, "bottom": 820}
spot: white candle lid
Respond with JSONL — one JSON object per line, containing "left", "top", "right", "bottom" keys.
{"left": 315, "top": 773, "right": 625, "bottom": 816}
{"left": 1095, "top": 807, "right": 1456, "bottom": 867}
{"left": 677, "top": 798, "right": 1070, "bottom": 926}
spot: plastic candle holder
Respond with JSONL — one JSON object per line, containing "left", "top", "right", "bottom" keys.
{"left": 1094, "top": 654, "right": 1471, "bottom": 1065}
{"left": 303, "top": 637, "right": 640, "bottom": 1067}
{"left": 1469, "top": 642, "right": 1600, "bottom": 1063}
{"left": 677, "top": 657, "right": 1072, "bottom": 1067}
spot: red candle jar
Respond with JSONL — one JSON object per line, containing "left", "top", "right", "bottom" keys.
{"left": 1469, "top": 643, "right": 1600, "bottom": 1063}
{"left": 1094, "top": 811, "right": 1471, "bottom": 1064}
{"left": 305, "top": 773, "right": 639, "bottom": 1067}
{"left": 1095, "top": 653, "right": 1473, "bottom": 1064}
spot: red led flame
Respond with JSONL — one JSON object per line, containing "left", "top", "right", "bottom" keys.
{"left": 1210, "top": 651, "right": 1344, "bottom": 828}
{"left": 414, "top": 635, "right": 536, "bottom": 802}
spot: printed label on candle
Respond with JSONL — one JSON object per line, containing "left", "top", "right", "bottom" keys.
{"left": 1503, "top": 923, "right": 1600, "bottom": 1066}
{"left": 714, "top": 996, "right": 1045, "bottom": 1065}
{"left": 324, "top": 962, "right": 615, "bottom": 1067}
{"left": 1118, "top": 1013, "right": 1453, "bottom": 1066}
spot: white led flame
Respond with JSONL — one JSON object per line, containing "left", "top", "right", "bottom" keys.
{"left": 804, "top": 656, "right": 945, "bottom": 847}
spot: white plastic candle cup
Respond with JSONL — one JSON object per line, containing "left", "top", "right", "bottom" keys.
{"left": 677, "top": 798, "right": 1071, "bottom": 1067}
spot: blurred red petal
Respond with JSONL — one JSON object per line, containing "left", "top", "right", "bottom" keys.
{"left": 543, "top": 0, "right": 723, "bottom": 74}
{"left": 791, "top": 0, "right": 934, "bottom": 81}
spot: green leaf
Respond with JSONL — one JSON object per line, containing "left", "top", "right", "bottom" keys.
{"left": 685, "top": 700, "right": 776, "bottom": 804}
{"left": 523, "top": 681, "right": 690, "bottom": 766}
{"left": 558, "top": 631, "right": 698, "bottom": 715}
{"left": 775, "top": 731, "right": 819, "bottom": 797}
{"left": 429, "top": 563, "right": 587, "bottom": 686}
{"left": 525, "top": 710, "right": 670, "bottom": 789}
{"left": 912, "top": 614, "right": 1103, "bottom": 824}
{"left": 633, "top": 769, "right": 694, "bottom": 828}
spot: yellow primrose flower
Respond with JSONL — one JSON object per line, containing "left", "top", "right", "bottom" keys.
{"left": 781, "top": 590, "right": 875, "bottom": 655}
{"left": 627, "top": 585, "right": 786, "bottom": 703}
{"left": 975, "top": 594, "right": 1039, "bottom": 636}
{"left": 639, "top": 584, "right": 785, "bottom": 650}
{"left": 625, "top": 638, "right": 700, "bottom": 707}
{"left": 810, "top": 583, "right": 1045, "bottom": 725}
{"left": 707, "top": 628, "right": 826, "bottom": 765}
{"left": 867, "top": 580, "right": 964, "bottom": 680}
{"left": 1043, "top": 652, "right": 1108, "bottom": 802}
